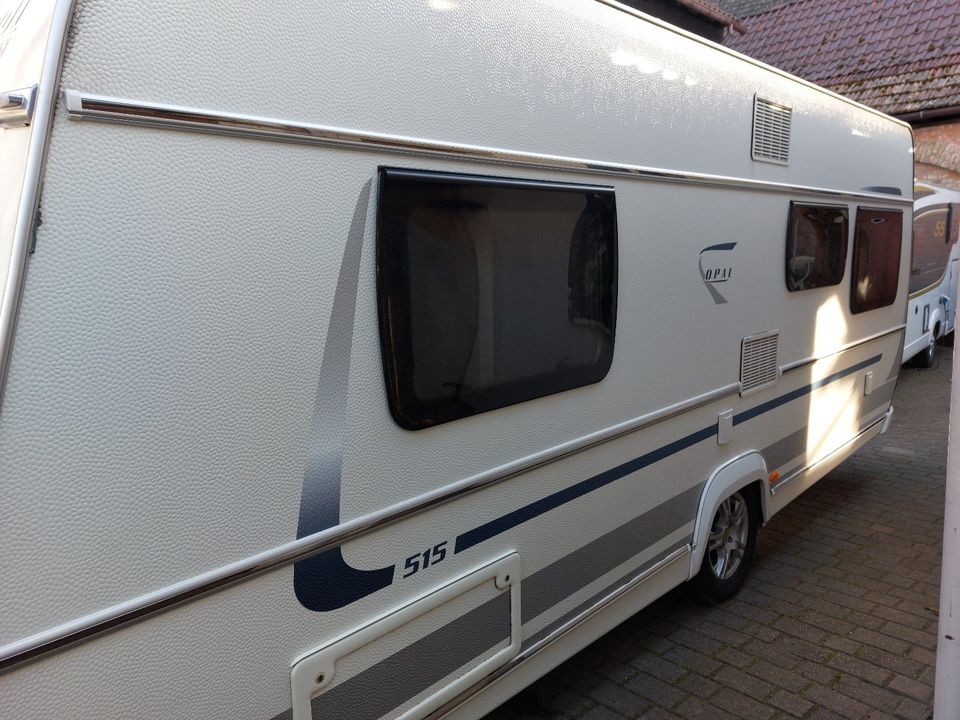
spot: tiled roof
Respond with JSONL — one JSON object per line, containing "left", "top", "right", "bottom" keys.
{"left": 675, "top": 0, "right": 748, "bottom": 32}
{"left": 726, "top": 0, "right": 960, "bottom": 116}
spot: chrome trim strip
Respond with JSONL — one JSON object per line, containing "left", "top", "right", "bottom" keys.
{"left": 0, "top": 1, "right": 76, "bottom": 410}
{"left": 770, "top": 415, "right": 885, "bottom": 496}
{"left": 779, "top": 324, "right": 906, "bottom": 374}
{"left": 0, "top": 382, "right": 735, "bottom": 672}
{"left": 63, "top": 90, "right": 914, "bottom": 207}
{"left": 426, "top": 545, "right": 691, "bottom": 720}
{"left": 0, "top": 85, "right": 37, "bottom": 128}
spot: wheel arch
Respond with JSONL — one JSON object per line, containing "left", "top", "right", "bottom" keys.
{"left": 929, "top": 308, "right": 944, "bottom": 340}
{"left": 688, "top": 452, "right": 770, "bottom": 580}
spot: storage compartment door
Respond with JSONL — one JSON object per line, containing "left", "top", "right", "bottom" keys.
{"left": 291, "top": 553, "right": 520, "bottom": 720}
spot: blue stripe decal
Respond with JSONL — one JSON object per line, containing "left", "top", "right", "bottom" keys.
{"left": 732, "top": 354, "right": 881, "bottom": 426}
{"left": 454, "top": 424, "right": 718, "bottom": 554}
{"left": 454, "top": 353, "right": 882, "bottom": 555}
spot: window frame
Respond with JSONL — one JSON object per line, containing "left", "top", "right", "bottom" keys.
{"left": 784, "top": 202, "right": 850, "bottom": 293}
{"left": 375, "top": 167, "right": 618, "bottom": 430}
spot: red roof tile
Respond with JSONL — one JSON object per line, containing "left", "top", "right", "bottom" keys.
{"left": 726, "top": 0, "right": 960, "bottom": 115}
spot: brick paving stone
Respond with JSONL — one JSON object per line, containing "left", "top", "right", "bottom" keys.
{"left": 715, "top": 646, "right": 752, "bottom": 669}
{"left": 824, "top": 636, "right": 863, "bottom": 655}
{"left": 805, "top": 708, "right": 847, "bottom": 720}
{"left": 580, "top": 706, "right": 626, "bottom": 720}
{"left": 588, "top": 680, "right": 650, "bottom": 717}
{"left": 834, "top": 674, "right": 905, "bottom": 712}
{"left": 637, "top": 708, "right": 683, "bottom": 720}
{"left": 660, "top": 645, "right": 722, "bottom": 677}
{"left": 795, "top": 659, "right": 843, "bottom": 687}
{"left": 741, "top": 621, "right": 781, "bottom": 643}
{"left": 675, "top": 673, "right": 719, "bottom": 700}
{"left": 888, "top": 674, "right": 934, "bottom": 703}
{"left": 856, "top": 645, "right": 927, "bottom": 679}
{"left": 674, "top": 697, "right": 736, "bottom": 720}
{"left": 691, "top": 619, "right": 749, "bottom": 647}
{"left": 880, "top": 621, "right": 938, "bottom": 651}
{"left": 744, "top": 661, "right": 809, "bottom": 694}
{"left": 626, "top": 655, "right": 685, "bottom": 685}
{"left": 485, "top": 352, "right": 948, "bottom": 720}
{"left": 714, "top": 666, "right": 775, "bottom": 701}
{"left": 769, "top": 688, "right": 814, "bottom": 718}
{"left": 862, "top": 711, "right": 898, "bottom": 720}
{"left": 741, "top": 638, "right": 801, "bottom": 670}
{"left": 826, "top": 652, "right": 893, "bottom": 686}
{"left": 710, "top": 687, "right": 778, "bottom": 720}
{"left": 594, "top": 659, "right": 637, "bottom": 685}
{"left": 623, "top": 672, "right": 686, "bottom": 709}
{"left": 896, "top": 696, "right": 933, "bottom": 720}
{"left": 849, "top": 627, "right": 911, "bottom": 655}
{"left": 803, "top": 684, "right": 872, "bottom": 719}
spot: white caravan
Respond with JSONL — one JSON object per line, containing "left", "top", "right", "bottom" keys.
{"left": 1, "top": 2, "right": 913, "bottom": 719}
{"left": 903, "top": 183, "right": 960, "bottom": 367}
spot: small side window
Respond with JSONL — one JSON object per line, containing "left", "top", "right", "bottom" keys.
{"left": 785, "top": 203, "right": 848, "bottom": 291}
{"left": 377, "top": 169, "right": 617, "bottom": 430}
{"left": 851, "top": 208, "right": 903, "bottom": 314}
{"left": 910, "top": 204, "right": 953, "bottom": 294}
{"left": 952, "top": 203, "right": 960, "bottom": 248}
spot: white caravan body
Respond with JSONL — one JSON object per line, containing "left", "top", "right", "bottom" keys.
{"left": 903, "top": 183, "right": 960, "bottom": 365}
{"left": 1, "top": 2, "right": 914, "bottom": 719}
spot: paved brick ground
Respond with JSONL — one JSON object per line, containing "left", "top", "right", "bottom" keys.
{"left": 486, "top": 349, "right": 950, "bottom": 720}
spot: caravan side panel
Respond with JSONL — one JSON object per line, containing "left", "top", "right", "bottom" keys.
{"left": 1, "top": 2, "right": 913, "bottom": 719}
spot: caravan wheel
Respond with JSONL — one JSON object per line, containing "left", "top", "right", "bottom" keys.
{"left": 915, "top": 328, "right": 938, "bottom": 368}
{"left": 693, "top": 488, "right": 759, "bottom": 603}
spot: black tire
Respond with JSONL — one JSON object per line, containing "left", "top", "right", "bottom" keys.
{"left": 915, "top": 329, "right": 938, "bottom": 369}
{"left": 692, "top": 487, "right": 759, "bottom": 603}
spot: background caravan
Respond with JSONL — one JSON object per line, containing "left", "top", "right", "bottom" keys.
{"left": 0, "top": 2, "right": 913, "bottom": 720}
{"left": 903, "top": 183, "right": 960, "bottom": 367}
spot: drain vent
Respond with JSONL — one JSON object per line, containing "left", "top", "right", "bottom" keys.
{"left": 741, "top": 331, "right": 780, "bottom": 396}
{"left": 752, "top": 96, "right": 792, "bottom": 165}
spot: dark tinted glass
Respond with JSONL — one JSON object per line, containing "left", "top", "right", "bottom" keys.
{"left": 910, "top": 205, "right": 953, "bottom": 294}
{"left": 377, "top": 169, "right": 617, "bottom": 430}
{"left": 851, "top": 208, "right": 903, "bottom": 314}
{"left": 785, "top": 203, "right": 848, "bottom": 291}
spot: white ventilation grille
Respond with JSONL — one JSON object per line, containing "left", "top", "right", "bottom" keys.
{"left": 740, "top": 331, "right": 780, "bottom": 396}
{"left": 752, "top": 97, "right": 792, "bottom": 165}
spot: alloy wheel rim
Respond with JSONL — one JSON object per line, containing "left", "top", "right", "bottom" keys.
{"left": 707, "top": 493, "right": 749, "bottom": 580}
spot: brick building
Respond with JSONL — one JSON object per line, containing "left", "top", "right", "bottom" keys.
{"left": 717, "top": 0, "right": 960, "bottom": 189}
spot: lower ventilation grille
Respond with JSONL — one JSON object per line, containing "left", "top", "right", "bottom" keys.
{"left": 741, "top": 331, "right": 780, "bottom": 395}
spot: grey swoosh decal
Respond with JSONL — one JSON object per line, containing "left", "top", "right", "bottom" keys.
{"left": 294, "top": 182, "right": 395, "bottom": 611}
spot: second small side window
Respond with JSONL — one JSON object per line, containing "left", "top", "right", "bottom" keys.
{"left": 851, "top": 208, "right": 903, "bottom": 314}
{"left": 785, "top": 203, "right": 849, "bottom": 291}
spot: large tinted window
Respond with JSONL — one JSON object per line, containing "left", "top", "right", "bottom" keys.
{"left": 851, "top": 208, "right": 903, "bottom": 314}
{"left": 785, "top": 203, "right": 848, "bottom": 291}
{"left": 377, "top": 169, "right": 617, "bottom": 430}
{"left": 910, "top": 204, "right": 954, "bottom": 294}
